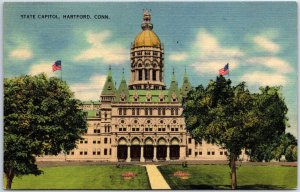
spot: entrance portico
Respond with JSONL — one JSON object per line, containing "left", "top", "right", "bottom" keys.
{"left": 117, "top": 137, "right": 183, "bottom": 162}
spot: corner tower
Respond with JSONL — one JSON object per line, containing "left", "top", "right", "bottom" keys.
{"left": 129, "top": 10, "right": 166, "bottom": 90}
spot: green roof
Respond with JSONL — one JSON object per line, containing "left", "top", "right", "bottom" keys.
{"left": 81, "top": 101, "right": 101, "bottom": 105}
{"left": 83, "top": 110, "right": 98, "bottom": 118}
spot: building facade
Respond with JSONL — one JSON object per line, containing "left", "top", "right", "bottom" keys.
{"left": 38, "top": 10, "right": 247, "bottom": 162}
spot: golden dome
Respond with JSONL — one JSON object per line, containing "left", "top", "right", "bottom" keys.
{"left": 133, "top": 29, "right": 161, "bottom": 48}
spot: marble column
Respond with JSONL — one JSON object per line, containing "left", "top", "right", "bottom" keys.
{"left": 166, "top": 145, "right": 170, "bottom": 161}
{"left": 153, "top": 145, "right": 157, "bottom": 162}
{"left": 126, "top": 145, "right": 131, "bottom": 162}
{"left": 140, "top": 145, "right": 145, "bottom": 162}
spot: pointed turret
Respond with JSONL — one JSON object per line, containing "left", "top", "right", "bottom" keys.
{"left": 168, "top": 68, "right": 181, "bottom": 102}
{"left": 181, "top": 67, "right": 192, "bottom": 98}
{"left": 101, "top": 66, "right": 116, "bottom": 99}
{"left": 116, "top": 68, "right": 130, "bottom": 102}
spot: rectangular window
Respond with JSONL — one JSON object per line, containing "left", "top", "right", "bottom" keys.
{"left": 188, "top": 138, "right": 192, "bottom": 144}
{"left": 152, "top": 70, "right": 156, "bottom": 81}
{"left": 80, "top": 151, "right": 83, "bottom": 155}
{"left": 145, "top": 108, "right": 148, "bottom": 115}
{"left": 212, "top": 151, "right": 215, "bottom": 155}
{"left": 119, "top": 108, "right": 122, "bottom": 115}
{"left": 84, "top": 140, "right": 88, "bottom": 144}
{"left": 123, "top": 108, "right": 127, "bottom": 115}
{"left": 119, "top": 128, "right": 122, "bottom": 131}
{"left": 175, "top": 108, "right": 179, "bottom": 116}
{"left": 158, "top": 108, "right": 161, "bottom": 115}
{"left": 195, "top": 152, "right": 198, "bottom": 156}
{"left": 132, "top": 109, "right": 135, "bottom": 115}
{"left": 93, "top": 140, "right": 96, "bottom": 144}
{"left": 171, "top": 128, "right": 174, "bottom": 131}
{"left": 225, "top": 151, "right": 228, "bottom": 155}
{"left": 162, "top": 108, "right": 166, "bottom": 115}
{"left": 97, "top": 140, "right": 101, "bottom": 144}
{"left": 207, "top": 151, "right": 211, "bottom": 155}
{"left": 84, "top": 151, "right": 88, "bottom": 155}
{"left": 175, "top": 128, "right": 179, "bottom": 131}
{"left": 188, "top": 149, "right": 192, "bottom": 155}
{"left": 199, "top": 151, "right": 202, "bottom": 155}
{"left": 97, "top": 149, "right": 101, "bottom": 155}
{"left": 171, "top": 109, "right": 174, "bottom": 115}
{"left": 158, "top": 128, "right": 161, "bottom": 131}
{"left": 104, "top": 149, "right": 107, "bottom": 155}
{"left": 104, "top": 138, "right": 107, "bottom": 144}
{"left": 93, "top": 151, "right": 96, "bottom": 155}
{"left": 109, "top": 148, "right": 111, "bottom": 155}
{"left": 80, "top": 140, "right": 84, "bottom": 144}
{"left": 136, "top": 128, "right": 139, "bottom": 131}
{"left": 220, "top": 151, "right": 223, "bottom": 155}
{"left": 150, "top": 128, "right": 153, "bottom": 131}
{"left": 122, "top": 128, "right": 126, "bottom": 131}
{"left": 137, "top": 108, "right": 140, "bottom": 115}
{"left": 138, "top": 69, "right": 143, "bottom": 80}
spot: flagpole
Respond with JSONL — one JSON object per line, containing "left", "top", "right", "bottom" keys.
{"left": 61, "top": 60, "right": 63, "bottom": 81}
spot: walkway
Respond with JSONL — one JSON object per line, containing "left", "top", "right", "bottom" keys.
{"left": 145, "top": 164, "right": 171, "bottom": 189}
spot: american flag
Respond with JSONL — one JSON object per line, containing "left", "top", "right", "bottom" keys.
{"left": 52, "top": 60, "right": 62, "bottom": 72}
{"left": 219, "top": 63, "right": 229, "bottom": 76}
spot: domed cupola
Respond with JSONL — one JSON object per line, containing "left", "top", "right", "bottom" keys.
{"left": 133, "top": 10, "right": 161, "bottom": 48}
{"left": 129, "top": 10, "right": 165, "bottom": 90}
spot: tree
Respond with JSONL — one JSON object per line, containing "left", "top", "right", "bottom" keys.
{"left": 4, "top": 74, "right": 87, "bottom": 189}
{"left": 247, "top": 131, "right": 297, "bottom": 162}
{"left": 285, "top": 145, "right": 297, "bottom": 162}
{"left": 183, "top": 76, "right": 288, "bottom": 189}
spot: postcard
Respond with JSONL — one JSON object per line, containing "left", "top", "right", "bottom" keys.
{"left": 3, "top": 2, "right": 297, "bottom": 190}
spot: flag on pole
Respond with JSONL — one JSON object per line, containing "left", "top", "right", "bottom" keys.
{"left": 52, "top": 60, "right": 62, "bottom": 72}
{"left": 219, "top": 63, "right": 229, "bottom": 76}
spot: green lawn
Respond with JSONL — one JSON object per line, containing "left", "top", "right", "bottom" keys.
{"left": 158, "top": 164, "right": 297, "bottom": 190}
{"left": 7, "top": 165, "right": 150, "bottom": 189}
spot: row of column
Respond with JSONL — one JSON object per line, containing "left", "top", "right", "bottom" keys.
{"left": 125, "top": 145, "right": 170, "bottom": 162}
{"left": 132, "top": 69, "right": 163, "bottom": 82}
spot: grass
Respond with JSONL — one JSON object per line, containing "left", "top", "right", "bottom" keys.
{"left": 158, "top": 164, "right": 297, "bottom": 190}
{"left": 7, "top": 165, "right": 150, "bottom": 189}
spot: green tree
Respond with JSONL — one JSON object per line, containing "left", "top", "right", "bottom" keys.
{"left": 183, "top": 76, "right": 288, "bottom": 189}
{"left": 4, "top": 74, "right": 87, "bottom": 189}
{"left": 285, "top": 145, "right": 297, "bottom": 162}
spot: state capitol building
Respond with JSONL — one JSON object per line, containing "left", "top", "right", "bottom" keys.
{"left": 39, "top": 10, "right": 247, "bottom": 162}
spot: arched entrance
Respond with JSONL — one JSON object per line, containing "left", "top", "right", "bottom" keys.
{"left": 131, "top": 138, "right": 141, "bottom": 161}
{"left": 144, "top": 137, "right": 154, "bottom": 161}
{"left": 170, "top": 138, "right": 180, "bottom": 160}
{"left": 157, "top": 138, "right": 167, "bottom": 160}
{"left": 117, "top": 138, "right": 127, "bottom": 161}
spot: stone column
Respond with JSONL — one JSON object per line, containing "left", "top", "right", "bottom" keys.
{"left": 140, "top": 145, "right": 145, "bottom": 162}
{"left": 179, "top": 145, "right": 186, "bottom": 160}
{"left": 153, "top": 145, "right": 157, "bottom": 162}
{"left": 156, "top": 70, "right": 159, "bottom": 82}
{"left": 111, "top": 145, "right": 118, "bottom": 162}
{"left": 142, "top": 69, "right": 145, "bottom": 81}
{"left": 150, "top": 69, "right": 153, "bottom": 81}
{"left": 136, "top": 70, "right": 139, "bottom": 81}
{"left": 166, "top": 145, "right": 170, "bottom": 161}
{"left": 126, "top": 145, "right": 131, "bottom": 162}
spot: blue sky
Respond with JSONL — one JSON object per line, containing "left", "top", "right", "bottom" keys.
{"left": 3, "top": 2, "right": 297, "bottom": 137}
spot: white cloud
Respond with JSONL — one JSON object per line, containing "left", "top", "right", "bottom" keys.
{"left": 253, "top": 35, "right": 280, "bottom": 53}
{"left": 70, "top": 75, "right": 107, "bottom": 101}
{"left": 169, "top": 52, "right": 188, "bottom": 62}
{"left": 194, "top": 28, "right": 244, "bottom": 58}
{"left": 9, "top": 48, "right": 32, "bottom": 60}
{"left": 247, "top": 57, "right": 293, "bottom": 74}
{"left": 75, "top": 31, "right": 127, "bottom": 65}
{"left": 240, "top": 72, "right": 287, "bottom": 86}
{"left": 191, "top": 28, "right": 243, "bottom": 75}
{"left": 29, "top": 62, "right": 59, "bottom": 77}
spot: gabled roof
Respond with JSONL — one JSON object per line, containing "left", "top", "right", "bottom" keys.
{"left": 115, "top": 74, "right": 130, "bottom": 102}
{"left": 101, "top": 67, "right": 116, "bottom": 96}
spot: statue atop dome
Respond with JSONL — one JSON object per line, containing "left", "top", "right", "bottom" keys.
{"left": 141, "top": 9, "right": 153, "bottom": 30}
